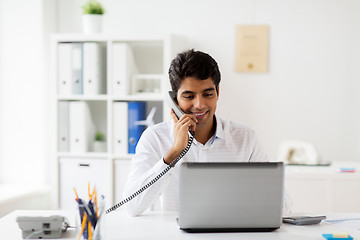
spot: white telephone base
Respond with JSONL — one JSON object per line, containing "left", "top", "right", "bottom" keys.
{"left": 16, "top": 215, "right": 70, "bottom": 239}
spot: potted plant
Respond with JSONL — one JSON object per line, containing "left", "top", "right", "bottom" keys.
{"left": 82, "top": 0, "right": 105, "bottom": 34}
{"left": 93, "top": 131, "right": 106, "bottom": 152}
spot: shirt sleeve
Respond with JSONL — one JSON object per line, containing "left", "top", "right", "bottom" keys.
{"left": 123, "top": 127, "right": 172, "bottom": 217}
{"left": 249, "top": 132, "right": 268, "bottom": 162}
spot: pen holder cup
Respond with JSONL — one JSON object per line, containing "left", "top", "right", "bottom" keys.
{"left": 76, "top": 210, "right": 106, "bottom": 240}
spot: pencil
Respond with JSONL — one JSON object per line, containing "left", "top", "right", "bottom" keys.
{"left": 88, "top": 182, "right": 91, "bottom": 200}
{"left": 92, "top": 186, "right": 99, "bottom": 218}
{"left": 73, "top": 187, "right": 79, "bottom": 201}
{"left": 78, "top": 213, "right": 87, "bottom": 240}
{"left": 88, "top": 220, "right": 92, "bottom": 240}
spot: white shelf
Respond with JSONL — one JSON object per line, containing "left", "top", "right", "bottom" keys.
{"left": 51, "top": 33, "right": 181, "bottom": 43}
{"left": 57, "top": 95, "right": 109, "bottom": 101}
{"left": 57, "top": 152, "right": 135, "bottom": 160}
{"left": 112, "top": 154, "right": 134, "bottom": 160}
{"left": 113, "top": 93, "right": 164, "bottom": 102}
{"left": 52, "top": 33, "right": 188, "bottom": 209}
{"left": 57, "top": 94, "right": 163, "bottom": 101}
{"left": 57, "top": 152, "right": 109, "bottom": 159}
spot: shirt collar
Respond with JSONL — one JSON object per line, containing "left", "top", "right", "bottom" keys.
{"left": 210, "top": 115, "right": 225, "bottom": 144}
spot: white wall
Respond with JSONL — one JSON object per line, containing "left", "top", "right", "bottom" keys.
{"left": 0, "top": 0, "right": 56, "bottom": 184}
{"left": 0, "top": 0, "right": 2, "bottom": 162}
{"left": 1, "top": 0, "right": 359, "bottom": 183}
{"left": 56, "top": 0, "right": 360, "bottom": 163}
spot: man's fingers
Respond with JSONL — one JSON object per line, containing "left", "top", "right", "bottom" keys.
{"left": 184, "top": 114, "right": 198, "bottom": 124}
{"left": 170, "top": 109, "right": 179, "bottom": 122}
{"left": 177, "top": 114, "right": 198, "bottom": 124}
{"left": 171, "top": 109, "right": 197, "bottom": 134}
{"left": 179, "top": 118, "right": 197, "bottom": 133}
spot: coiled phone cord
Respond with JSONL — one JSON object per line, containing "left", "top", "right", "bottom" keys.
{"left": 106, "top": 134, "right": 194, "bottom": 214}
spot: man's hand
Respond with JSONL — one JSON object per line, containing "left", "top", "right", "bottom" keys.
{"left": 163, "top": 109, "right": 197, "bottom": 165}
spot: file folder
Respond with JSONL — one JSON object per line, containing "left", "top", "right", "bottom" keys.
{"left": 128, "top": 102, "right": 146, "bottom": 154}
{"left": 58, "top": 44, "right": 72, "bottom": 95}
{"left": 83, "top": 42, "right": 106, "bottom": 95}
{"left": 112, "top": 43, "right": 138, "bottom": 97}
{"left": 71, "top": 43, "right": 83, "bottom": 95}
{"left": 58, "top": 101, "right": 69, "bottom": 152}
{"left": 57, "top": 43, "right": 83, "bottom": 95}
{"left": 69, "top": 101, "right": 95, "bottom": 153}
{"left": 113, "top": 102, "right": 128, "bottom": 155}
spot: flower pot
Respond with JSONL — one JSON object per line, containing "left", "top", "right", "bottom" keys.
{"left": 82, "top": 14, "right": 103, "bottom": 34}
{"left": 93, "top": 141, "right": 106, "bottom": 152}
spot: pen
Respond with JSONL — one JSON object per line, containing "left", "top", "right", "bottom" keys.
{"left": 74, "top": 188, "right": 85, "bottom": 220}
{"left": 77, "top": 198, "right": 88, "bottom": 239}
{"left": 81, "top": 201, "right": 97, "bottom": 227}
{"left": 88, "top": 200, "right": 97, "bottom": 227}
{"left": 87, "top": 183, "right": 97, "bottom": 227}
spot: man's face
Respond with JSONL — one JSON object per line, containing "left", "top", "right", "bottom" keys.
{"left": 177, "top": 77, "right": 219, "bottom": 130}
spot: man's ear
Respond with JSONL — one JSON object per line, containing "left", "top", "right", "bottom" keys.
{"left": 216, "top": 85, "right": 220, "bottom": 99}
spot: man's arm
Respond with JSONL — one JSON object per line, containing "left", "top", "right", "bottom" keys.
{"left": 123, "top": 127, "right": 171, "bottom": 216}
{"left": 124, "top": 111, "right": 197, "bottom": 216}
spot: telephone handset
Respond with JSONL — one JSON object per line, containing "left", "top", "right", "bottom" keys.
{"left": 106, "top": 91, "right": 194, "bottom": 214}
{"left": 167, "top": 91, "right": 196, "bottom": 136}
{"left": 166, "top": 91, "right": 185, "bottom": 119}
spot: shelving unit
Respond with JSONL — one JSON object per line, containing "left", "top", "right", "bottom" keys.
{"left": 51, "top": 34, "right": 187, "bottom": 210}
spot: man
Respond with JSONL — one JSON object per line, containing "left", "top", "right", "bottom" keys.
{"left": 123, "top": 49, "right": 292, "bottom": 216}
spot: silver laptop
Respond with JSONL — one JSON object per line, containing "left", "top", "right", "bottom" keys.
{"left": 178, "top": 162, "right": 284, "bottom": 232}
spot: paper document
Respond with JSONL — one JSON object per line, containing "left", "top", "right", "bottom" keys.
{"left": 325, "top": 216, "right": 360, "bottom": 238}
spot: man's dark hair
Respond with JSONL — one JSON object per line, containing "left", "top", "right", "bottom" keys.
{"left": 168, "top": 49, "right": 221, "bottom": 94}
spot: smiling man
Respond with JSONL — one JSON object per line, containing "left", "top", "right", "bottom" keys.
{"left": 123, "top": 49, "right": 292, "bottom": 216}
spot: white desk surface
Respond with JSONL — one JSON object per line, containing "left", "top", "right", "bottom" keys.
{"left": 1, "top": 210, "right": 360, "bottom": 240}
{"left": 285, "top": 161, "right": 360, "bottom": 178}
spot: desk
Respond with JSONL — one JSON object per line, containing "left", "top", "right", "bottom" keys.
{"left": 1, "top": 210, "right": 360, "bottom": 240}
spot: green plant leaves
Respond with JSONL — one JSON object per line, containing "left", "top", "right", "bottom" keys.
{"left": 82, "top": 0, "right": 105, "bottom": 15}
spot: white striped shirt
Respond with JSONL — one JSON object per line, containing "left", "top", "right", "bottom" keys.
{"left": 123, "top": 116, "right": 292, "bottom": 216}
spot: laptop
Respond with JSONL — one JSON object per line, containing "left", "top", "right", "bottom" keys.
{"left": 178, "top": 162, "right": 284, "bottom": 232}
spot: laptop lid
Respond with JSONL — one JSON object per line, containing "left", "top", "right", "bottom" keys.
{"left": 178, "top": 162, "right": 284, "bottom": 232}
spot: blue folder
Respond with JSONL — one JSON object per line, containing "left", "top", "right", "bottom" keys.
{"left": 128, "top": 102, "right": 146, "bottom": 154}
